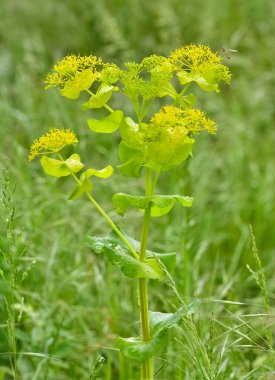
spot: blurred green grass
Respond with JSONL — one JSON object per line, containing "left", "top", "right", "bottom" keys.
{"left": 0, "top": 0, "right": 275, "bottom": 378}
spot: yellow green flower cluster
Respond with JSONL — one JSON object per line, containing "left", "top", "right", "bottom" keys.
{"left": 143, "top": 105, "right": 217, "bottom": 142}
{"left": 170, "top": 44, "right": 231, "bottom": 86}
{"left": 45, "top": 54, "right": 102, "bottom": 88}
{"left": 134, "top": 106, "right": 217, "bottom": 167}
{"left": 44, "top": 55, "right": 103, "bottom": 99}
{"left": 29, "top": 128, "right": 78, "bottom": 161}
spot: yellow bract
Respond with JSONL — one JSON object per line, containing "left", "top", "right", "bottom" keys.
{"left": 29, "top": 128, "right": 78, "bottom": 161}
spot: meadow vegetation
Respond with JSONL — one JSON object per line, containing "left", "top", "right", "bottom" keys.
{"left": 0, "top": 0, "right": 275, "bottom": 379}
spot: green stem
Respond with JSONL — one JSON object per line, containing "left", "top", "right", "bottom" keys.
{"left": 172, "top": 83, "right": 191, "bottom": 106}
{"left": 85, "top": 192, "right": 139, "bottom": 260}
{"left": 139, "top": 168, "right": 154, "bottom": 379}
{"left": 57, "top": 153, "right": 139, "bottom": 260}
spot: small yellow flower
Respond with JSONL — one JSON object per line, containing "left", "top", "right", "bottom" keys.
{"left": 29, "top": 128, "right": 78, "bottom": 161}
{"left": 44, "top": 54, "right": 103, "bottom": 90}
{"left": 138, "top": 106, "right": 216, "bottom": 166}
{"left": 147, "top": 105, "right": 217, "bottom": 142}
{"left": 170, "top": 44, "right": 220, "bottom": 69}
{"left": 170, "top": 44, "right": 231, "bottom": 86}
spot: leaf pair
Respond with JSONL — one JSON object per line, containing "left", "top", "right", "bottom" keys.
{"left": 69, "top": 166, "right": 113, "bottom": 200}
{"left": 112, "top": 193, "right": 193, "bottom": 217}
{"left": 87, "top": 231, "right": 176, "bottom": 280}
{"left": 40, "top": 154, "right": 84, "bottom": 177}
{"left": 117, "top": 300, "right": 201, "bottom": 362}
{"left": 40, "top": 154, "right": 113, "bottom": 199}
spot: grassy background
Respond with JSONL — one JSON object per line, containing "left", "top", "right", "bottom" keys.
{"left": 0, "top": 0, "right": 275, "bottom": 378}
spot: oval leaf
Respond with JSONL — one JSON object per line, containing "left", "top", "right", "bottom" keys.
{"left": 111, "top": 231, "right": 176, "bottom": 272}
{"left": 82, "top": 165, "right": 113, "bottom": 179}
{"left": 119, "top": 117, "right": 143, "bottom": 146}
{"left": 112, "top": 193, "right": 149, "bottom": 216}
{"left": 69, "top": 178, "right": 93, "bottom": 200}
{"left": 60, "top": 69, "right": 96, "bottom": 99}
{"left": 117, "top": 334, "right": 168, "bottom": 363}
{"left": 151, "top": 195, "right": 193, "bottom": 216}
{"left": 69, "top": 165, "right": 113, "bottom": 200}
{"left": 82, "top": 85, "right": 118, "bottom": 109}
{"left": 88, "top": 234, "right": 162, "bottom": 280}
{"left": 117, "top": 141, "right": 145, "bottom": 177}
{"left": 87, "top": 110, "right": 124, "bottom": 133}
{"left": 40, "top": 154, "right": 84, "bottom": 177}
{"left": 118, "top": 303, "right": 197, "bottom": 362}
{"left": 177, "top": 71, "right": 219, "bottom": 92}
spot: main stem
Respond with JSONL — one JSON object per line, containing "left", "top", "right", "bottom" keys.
{"left": 139, "top": 168, "right": 154, "bottom": 379}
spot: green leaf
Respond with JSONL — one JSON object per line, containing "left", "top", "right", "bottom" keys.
{"left": 118, "top": 302, "right": 199, "bottom": 362}
{"left": 177, "top": 93, "right": 197, "bottom": 108}
{"left": 177, "top": 71, "right": 219, "bottom": 92}
{"left": 69, "top": 178, "right": 93, "bottom": 200}
{"left": 40, "top": 154, "right": 84, "bottom": 177}
{"left": 87, "top": 234, "right": 163, "bottom": 280}
{"left": 149, "top": 300, "right": 201, "bottom": 335}
{"left": 151, "top": 195, "right": 193, "bottom": 216}
{"left": 117, "top": 334, "right": 168, "bottom": 363}
{"left": 87, "top": 110, "right": 124, "bottom": 133}
{"left": 157, "top": 82, "right": 178, "bottom": 98}
{"left": 112, "top": 193, "right": 149, "bottom": 216}
{"left": 110, "top": 232, "right": 176, "bottom": 272}
{"left": 119, "top": 117, "right": 143, "bottom": 146}
{"left": 145, "top": 137, "right": 194, "bottom": 169}
{"left": 112, "top": 193, "right": 193, "bottom": 217}
{"left": 81, "top": 165, "right": 113, "bottom": 180}
{"left": 117, "top": 141, "right": 145, "bottom": 177}
{"left": 60, "top": 69, "right": 96, "bottom": 99}
{"left": 69, "top": 165, "right": 113, "bottom": 200}
{"left": 82, "top": 85, "right": 118, "bottom": 109}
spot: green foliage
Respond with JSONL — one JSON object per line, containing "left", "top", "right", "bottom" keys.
{"left": 120, "top": 233, "right": 176, "bottom": 272}
{"left": 69, "top": 165, "right": 113, "bottom": 200}
{"left": 1, "top": 0, "right": 275, "bottom": 378}
{"left": 87, "top": 110, "right": 124, "bottom": 133}
{"left": 40, "top": 154, "right": 84, "bottom": 177}
{"left": 83, "top": 85, "right": 119, "bottom": 109}
{"left": 117, "top": 301, "right": 200, "bottom": 362}
{"left": 26, "top": 21, "right": 231, "bottom": 380}
{"left": 60, "top": 69, "right": 96, "bottom": 99}
{"left": 87, "top": 231, "right": 176, "bottom": 280}
{"left": 117, "top": 141, "right": 145, "bottom": 177}
{"left": 112, "top": 193, "right": 193, "bottom": 217}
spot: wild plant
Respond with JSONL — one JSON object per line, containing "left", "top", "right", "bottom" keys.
{"left": 29, "top": 44, "right": 231, "bottom": 379}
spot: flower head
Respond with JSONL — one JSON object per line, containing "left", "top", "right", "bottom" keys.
{"left": 100, "top": 63, "right": 121, "bottom": 85}
{"left": 29, "top": 128, "right": 78, "bottom": 161}
{"left": 44, "top": 55, "right": 103, "bottom": 99}
{"left": 135, "top": 106, "right": 216, "bottom": 167}
{"left": 146, "top": 105, "right": 217, "bottom": 141}
{"left": 170, "top": 44, "right": 231, "bottom": 90}
{"left": 120, "top": 55, "right": 173, "bottom": 102}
